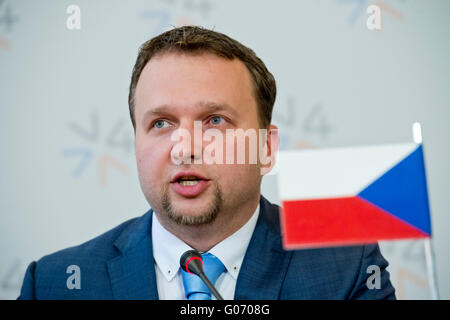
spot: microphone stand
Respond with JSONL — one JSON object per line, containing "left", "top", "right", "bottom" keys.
{"left": 197, "top": 271, "right": 224, "bottom": 300}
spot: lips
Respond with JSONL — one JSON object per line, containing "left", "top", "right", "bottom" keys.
{"left": 170, "top": 171, "right": 211, "bottom": 197}
{"left": 171, "top": 171, "right": 209, "bottom": 183}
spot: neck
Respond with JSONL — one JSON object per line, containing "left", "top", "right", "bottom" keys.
{"left": 155, "top": 195, "right": 260, "bottom": 252}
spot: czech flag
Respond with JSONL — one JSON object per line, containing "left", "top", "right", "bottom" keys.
{"left": 277, "top": 143, "right": 432, "bottom": 249}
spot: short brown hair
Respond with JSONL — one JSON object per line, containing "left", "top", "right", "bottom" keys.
{"left": 128, "top": 25, "right": 277, "bottom": 130}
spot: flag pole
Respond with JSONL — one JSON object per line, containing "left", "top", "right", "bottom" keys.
{"left": 424, "top": 239, "right": 440, "bottom": 300}
{"left": 412, "top": 122, "right": 440, "bottom": 300}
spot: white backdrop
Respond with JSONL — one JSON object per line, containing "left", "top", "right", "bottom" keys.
{"left": 0, "top": 0, "right": 449, "bottom": 299}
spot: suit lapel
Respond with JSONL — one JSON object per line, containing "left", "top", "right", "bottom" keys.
{"left": 234, "top": 196, "right": 292, "bottom": 300}
{"left": 107, "top": 210, "right": 159, "bottom": 300}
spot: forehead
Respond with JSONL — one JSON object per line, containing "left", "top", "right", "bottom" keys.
{"left": 134, "top": 52, "right": 257, "bottom": 120}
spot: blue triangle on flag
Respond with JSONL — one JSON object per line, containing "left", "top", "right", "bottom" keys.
{"left": 358, "top": 145, "right": 431, "bottom": 235}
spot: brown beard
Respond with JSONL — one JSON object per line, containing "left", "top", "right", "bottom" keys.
{"left": 160, "top": 182, "right": 223, "bottom": 226}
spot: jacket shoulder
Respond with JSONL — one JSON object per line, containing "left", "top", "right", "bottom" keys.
{"left": 19, "top": 212, "right": 150, "bottom": 299}
{"left": 40, "top": 213, "right": 144, "bottom": 264}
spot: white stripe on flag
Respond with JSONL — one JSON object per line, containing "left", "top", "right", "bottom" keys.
{"left": 277, "top": 142, "right": 417, "bottom": 201}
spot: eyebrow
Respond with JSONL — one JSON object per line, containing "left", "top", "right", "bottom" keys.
{"left": 141, "top": 101, "right": 238, "bottom": 127}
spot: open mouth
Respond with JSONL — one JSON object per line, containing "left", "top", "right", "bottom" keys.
{"left": 176, "top": 176, "right": 203, "bottom": 186}
{"left": 171, "top": 172, "right": 209, "bottom": 184}
{"left": 170, "top": 172, "right": 211, "bottom": 197}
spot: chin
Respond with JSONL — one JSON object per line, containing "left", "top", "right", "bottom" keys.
{"left": 171, "top": 199, "right": 212, "bottom": 215}
{"left": 166, "top": 202, "right": 219, "bottom": 226}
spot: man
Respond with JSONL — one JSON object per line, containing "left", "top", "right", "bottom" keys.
{"left": 18, "top": 26, "right": 395, "bottom": 300}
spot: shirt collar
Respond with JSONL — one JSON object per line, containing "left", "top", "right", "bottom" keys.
{"left": 152, "top": 204, "right": 260, "bottom": 282}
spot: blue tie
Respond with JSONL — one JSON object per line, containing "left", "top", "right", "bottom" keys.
{"left": 181, "top": 252, "right": 225, "bottom": 300}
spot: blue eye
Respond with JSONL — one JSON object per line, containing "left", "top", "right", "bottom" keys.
{"left": 154, "top": 120, "right": 169, "bottom": 129}
{"left": 209, "top": 116, "right": 223, "bottom": 125}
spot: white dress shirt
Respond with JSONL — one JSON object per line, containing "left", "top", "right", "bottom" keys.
{"left": 151, "top": 204, "right": 260, "bottom": 300}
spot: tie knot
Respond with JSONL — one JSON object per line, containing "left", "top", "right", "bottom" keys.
{"left": 181, "top": 252, "right": 225, "bottom": 300}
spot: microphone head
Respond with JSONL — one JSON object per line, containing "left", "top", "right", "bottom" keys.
{"left": 180, "top": 250, "right": 204, "bottom": 275}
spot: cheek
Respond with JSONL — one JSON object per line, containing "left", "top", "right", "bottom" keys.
{"left": 213, "top": 163, "right": 260, "bottom": 189}
{"left": 135, "top": 138, "right": 170, "bottom": 184}
{"left": 221, "top": 132, "right": 262, "bottom": 165}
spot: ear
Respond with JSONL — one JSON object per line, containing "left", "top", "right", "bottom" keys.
{"left": 260, "top": 124, "right": 279, "bottom": 176}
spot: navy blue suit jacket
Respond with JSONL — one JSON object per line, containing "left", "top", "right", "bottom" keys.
{"left": 18, "top": 196, "right": 396, "bottom": 299}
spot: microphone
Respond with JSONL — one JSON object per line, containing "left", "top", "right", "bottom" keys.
{"left": 180, "top": 250, "right": 224, "bottom": 300}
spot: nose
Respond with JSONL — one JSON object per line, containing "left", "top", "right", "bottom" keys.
{"left": 170, "top": 120, "right": 203, "bottom": 165}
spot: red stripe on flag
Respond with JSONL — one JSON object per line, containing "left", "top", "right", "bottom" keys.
{"left": 280, "top": 196, "right": 429, "bottom": 249}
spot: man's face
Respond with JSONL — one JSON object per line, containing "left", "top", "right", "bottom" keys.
{"left": 134, "top": 52, "right": 268, "bottom": 225}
